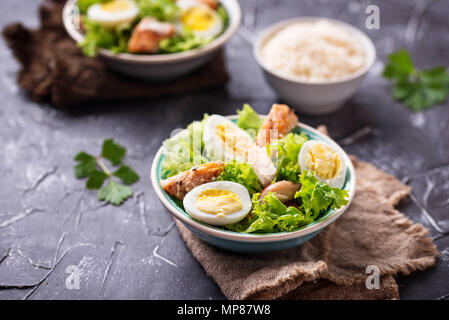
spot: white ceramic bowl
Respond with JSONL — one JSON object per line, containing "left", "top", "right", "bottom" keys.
{"left": 63, "top": 0, "right": 241, "bottom": 81}
{"left": 254, "top": 17, "right": 376, "bottom": 115}
{"left": 151, "top": 115, "right": 356, "bottom": 253}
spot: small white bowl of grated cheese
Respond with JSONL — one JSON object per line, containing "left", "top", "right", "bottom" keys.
{"left": 254, "top": 17, "right": 376, "bottom": 115}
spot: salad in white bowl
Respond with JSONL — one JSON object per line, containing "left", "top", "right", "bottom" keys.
{"left": 74, "top": 0, "right": 229, "bottom": 56}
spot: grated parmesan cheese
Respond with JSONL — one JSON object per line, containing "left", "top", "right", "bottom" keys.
{"left": 261, "top": 20, "right": 366, "bottom": 81}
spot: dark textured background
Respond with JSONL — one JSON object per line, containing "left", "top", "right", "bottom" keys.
{"left": 0, "top": 0, "right": 448, "bottom": 299}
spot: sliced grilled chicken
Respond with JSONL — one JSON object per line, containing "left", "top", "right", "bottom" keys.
{"left": 127, "top": 17, "right": 175, "bottom": 54}
{"left": 198, "top": 0, "right": 219, "bottom": 9}
{"left": 256, "top": 104, "right": 299, "bottom": 146}
{"left": 161, "top": 162, "right": 225, "bottom": 200}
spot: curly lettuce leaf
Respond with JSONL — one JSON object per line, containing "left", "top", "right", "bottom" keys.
{"left": 159, "top": 28, "right": 213, "bottom": 53}
{"left": 275, "top": 160, "right": 302, "bottom": 184}
{"left": 236, "top": 104, "right": 263, "bottom": 135}
{"left": 216, "top": 4, "right": 229, "bottom": 28}
{"left": 226, "top": 171, "right": 349, "bottom": 233}
{"left": 225, "top": 193, "right": 313, "bottom": 233}
{"left": 268, "top": 132, "right": 308, "bottom": 183}
{"left": 216, "top": 161, "right": 262, "bottom": 195}
{"left": 79, "top": 19, "right": 132, "bottom": 57}
{"left": 295, "top": 171, "right": 349, "bottom": 220}
{"left": 113, "top": 23, "right": 134, "bottom": 53}
{"left": 161, "top": 115, "right": 209, "bottom": 178}
{"left": 224, "top": 213, "right": 254, "bottom": 233}
{"left": 269, "top": 132, "right": 308, "bottom": 163}
{"left": 137, "top": 0, "right": 180, "bottom": 21}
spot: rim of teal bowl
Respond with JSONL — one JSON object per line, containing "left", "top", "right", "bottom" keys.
{"left": 151, "top": 115, "right": 356, "bottom": 243}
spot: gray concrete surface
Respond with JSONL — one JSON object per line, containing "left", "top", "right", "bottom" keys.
{"left": 0, "top": 0, "right": 448, "bottom": 299}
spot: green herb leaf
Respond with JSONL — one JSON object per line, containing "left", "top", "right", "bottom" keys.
{"left": 101, "top": 139, "right": 126, "bottom": 165}
{"left": 383, "top": 50, "right": 449, "bottom": 110}
{"left": 74, "top": 139, "right": 139, "bottom": 206}
{"left": 113, "top": 165, "right": 140, "bottom": 185}
{"left": 382, "top": 50, "right": 415, "bottom": 79}
{"left": 74, "top": 152, "right": 97, "bottom": 178}
{"left": 86, "top": 170, "right": 109, "bottom": 190}
{"left": 98, "top": 180, "right": 133, "bottom": 206}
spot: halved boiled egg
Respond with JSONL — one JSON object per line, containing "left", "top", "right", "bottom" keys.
{"left": 203, "top": 115, "right": 276, "bottom": 186}
{"left": 176, "top": 0, "right": 223, "bottom": 38}
{"left": 298, "top": 140, "right": 346, "bottom": 188}
{"left": 183, "top": 181, "right": 251, "bottom": 226}
{"left": 87, "top": 0, "right": 139, "bottom": 29}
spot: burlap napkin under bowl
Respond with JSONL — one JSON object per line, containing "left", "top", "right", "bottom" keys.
{"left": 2, "top": 0, "right": 229, "bottom": 109}
{"left": 175, "top": 129, "right": 438, "bottom": 300}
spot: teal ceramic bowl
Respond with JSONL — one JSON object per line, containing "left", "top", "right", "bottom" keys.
{"left": 151, "top": 116, "right": 356, "bottom": 253}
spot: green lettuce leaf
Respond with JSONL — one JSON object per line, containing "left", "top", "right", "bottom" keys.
{"left": 225, "top": 193, "right": 313, "bottom": 233}
{"left": 216, "top": 4, "right": 229, "bottom": 28}
{"left": 79, "top": 19, "right": 132, "bottom": 57}
{"left": 137, "top": 0, "right": 180, "bottom": 21}
{"left": 275, "top": 160, "right": 302, "bottom": 184}
{"left": 161, "top": 115, "right": 209, "bottom": 177}
{"left": 236, "top": 104, "right": 263, "bottom": 133}
{"left": 159, "top": 28, "right": 213, "bottom": 53}
{"left": 268, "top": 132, "right": 308, "bottom": 183}
{"left": 295, "top": 171, "right": 349, "bottom": 220}
{"left": 226, "top": 171, "right": 349, "bottom": 234}
{"left": 269, "top": 132, "right": 308, "bottom": 164}
{"left": 216, "top": 161, "right": 262, "bottom": 195}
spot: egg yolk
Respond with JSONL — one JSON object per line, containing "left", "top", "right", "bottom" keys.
{"left": 305, "top": 144, "right": 341, "bottom": 179}
{"left": 216, "top": 124, "right": 252, "bottom": 160}
{"left": 182, "top": 7, "right": 216, "bottom": 31}
{"left": 101, "top": 0, "right": 132, "bottom": 13}
{"left": 196, "top": 189, "right": 242, "bottom": 216}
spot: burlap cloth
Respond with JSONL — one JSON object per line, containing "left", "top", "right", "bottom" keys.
{"left": 2, "top": 0, "right": 229, "bottom": 109}
{"left": 175, "top": 153, "right": 439, "bottom": 300}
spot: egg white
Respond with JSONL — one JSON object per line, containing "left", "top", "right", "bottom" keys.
{"left": 177, "top": 0, "right": 203, "bottom": 11}
{"left": 203, "top": 115, "right": 276, "bottom": 186}
{"left": 87, "top": 0, "right": 139, "bottom": 29}
{"left": 183, "top": 181, "right": 252, "bottom": 226}
{"left": 298, "top": 140, "right": 347, "bottom": 189}
{"left": 176, "top": 0, "right": 223, "bottom": 38}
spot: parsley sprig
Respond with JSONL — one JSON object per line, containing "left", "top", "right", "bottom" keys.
{"left": 74, "top": 139, "right": 140, "bottom": 206}
{"left": 383, "top": 50, "right": 449, "bottom": 111}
